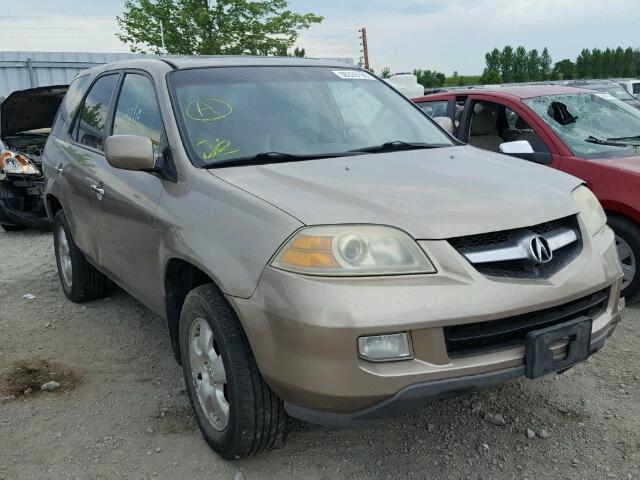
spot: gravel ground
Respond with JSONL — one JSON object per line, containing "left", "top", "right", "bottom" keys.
{"left": 1, "top": 229, "right": 639, "bottom": 480}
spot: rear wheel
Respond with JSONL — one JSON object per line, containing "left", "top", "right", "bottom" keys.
{"left": 609, "top": 215, "right": 640, "bottom": 305}
{"left": 53, "top": 210, "right": 107, "bottom": 302}
{"left": 179, "top": 284, "right": 287, "bottom": 459}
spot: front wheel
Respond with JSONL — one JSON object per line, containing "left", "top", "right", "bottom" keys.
{"left": 609, "top": 215, "right": 640, "bottom": 305}
{"left": 179, "top": 284, "right": 287, "bottom": 459}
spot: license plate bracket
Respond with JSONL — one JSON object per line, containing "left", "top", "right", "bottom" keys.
{"left": 525, "top": 317, "right": 592, "bottom": 379}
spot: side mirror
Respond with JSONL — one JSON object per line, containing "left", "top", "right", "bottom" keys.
{"left": 499, "top": 140, "right": 552, "bottom": 165}
{"left": 499, "top": 140, "right": 534, "bottom": 155}
{"left": 105, "top": 135, "right": 155, "bottom": 172}
{"left": 433, "top": 116, "right": 454, "bottom": 135}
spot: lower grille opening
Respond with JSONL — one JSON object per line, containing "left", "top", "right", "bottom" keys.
{"left": 443, "top": 290, "right": 608, "bottom": 358}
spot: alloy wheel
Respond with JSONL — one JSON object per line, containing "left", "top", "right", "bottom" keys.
{"left": 57, "top": 225, "right": 73, "bottom": 288}
{"left": 616, "top": 234, "right": 636, "bottom": 292}
{"left": 189, "top": 317, "right": 229, "bottom": 431}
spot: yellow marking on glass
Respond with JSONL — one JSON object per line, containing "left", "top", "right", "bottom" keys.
{"left": 198, "top": 138, "right": 240, "bottom": 160}
{"left": 186, "top": 98, "right": 233, "bottom": 122}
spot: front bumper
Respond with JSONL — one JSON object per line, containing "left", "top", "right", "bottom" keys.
{"left": 227, "top": 224, "right": 624, "bottom": 424}
{"left": 0, "top": 177, "right": 49, "bottom": 228}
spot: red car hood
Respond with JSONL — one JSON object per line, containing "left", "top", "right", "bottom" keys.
{"left": 603, "top": 155, "right": 640, "bottom": 175}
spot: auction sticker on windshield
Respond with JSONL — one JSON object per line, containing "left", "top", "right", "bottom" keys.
{"left": 332, "top": 70, "right": 374, "bottom": 80}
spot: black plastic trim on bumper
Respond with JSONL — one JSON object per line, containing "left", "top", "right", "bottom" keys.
{"left": 285, "top": 332, "right": 612, "bottom": 427}
{"left": 0, "top": 199, "right": 50, "bottom": 229}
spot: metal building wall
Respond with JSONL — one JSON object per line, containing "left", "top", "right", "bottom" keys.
{"left": 0, "top": 51, "right": 152, "bottom": 98}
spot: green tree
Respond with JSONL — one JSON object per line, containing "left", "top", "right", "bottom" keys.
{"left": 613, "top": 47, "right": 624, "bottom": 76}
{"left": 591, "top": 48, "right": 603, "bottom": 77}
{"left": 513, "top": 46, "right": 528, "bottom": 82}
{"left": 484, "top": 48, "right": 501, "bottom": 73}
{"left": 575, "top": 48, "right": 592, "bottom": 78}
{"left": 480, "top": 68, "right": 502, "bottom": 84}
{"left": 553, "top": 59, "right": 575, "bottom": 80}
{"left": 499, "top": 46, "right": 514, "bottom": 83}
{"left": 540, "top": 47, "right": 553, "bottom": 80}
{"left": 380, "top": 67, "right": 392, "bottom": 79}
{"left": 116, "top": 0, "right": 323, "bottom": 55}
{"left": 526, "top": 49, "right": 540, "bottom": 81}
{"left": 602, "top": 48, "right": 613, "bottom": 77}
{"left": 623, "top": 47, "right": 636, "bottom": 77}
{"left": 293, "top": 47, "right": 305, "bottom": 58}
{"left": 413, "top": 69, "right": 446, "bottom": 88}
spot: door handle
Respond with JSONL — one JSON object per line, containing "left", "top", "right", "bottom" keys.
{"left": 90, "top": 184, "right": 104, "bottom": 197}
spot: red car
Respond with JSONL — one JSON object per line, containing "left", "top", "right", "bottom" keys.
{"left": 415, "top": 85, "right": 640, "bottom": 303}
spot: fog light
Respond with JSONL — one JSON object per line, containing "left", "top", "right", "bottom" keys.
{"left": 358, "top": 333, "right": 413, "bottom": 362}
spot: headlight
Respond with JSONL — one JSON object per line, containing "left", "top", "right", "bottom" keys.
{"left": 271, "top": 225, "right": 436, "bottom": 276}
{"left": 572, "top": 185, "right": 606, "bottom": 236}
{"left": 0, "top": 150, "right": 40, "bottom": 175}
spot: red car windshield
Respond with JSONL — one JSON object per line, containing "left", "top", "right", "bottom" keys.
{"left": 525, "top": 93, "right": 640, "bottom": 159}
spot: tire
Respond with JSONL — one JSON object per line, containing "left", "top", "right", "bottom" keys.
{"left": 609, "top": 215, "right": 640, "bottom": 305}
{"left": 179, "top": 284, "right": 287, "bottom": 460}
{"left": 53, "top": 210, "right": 107, "bottom": 302}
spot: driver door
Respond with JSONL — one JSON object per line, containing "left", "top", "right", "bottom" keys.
{"left": 459, "top": 96, "right": 560, "bottom": 167}
{"left": 92, "top": 71, "right": 166, "bottom": 313}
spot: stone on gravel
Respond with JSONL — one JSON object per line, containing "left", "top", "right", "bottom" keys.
{"left": 537, "top": 428, "right": 551, "bottom": 439}
{"left": 484, "top": 413, "right": 506, "bottom": 426}
{"left": 525, "top": 428, "right": 536, "bottom": 439}
{"left": 41, "top": 381, "right": 61, "bottom": 392}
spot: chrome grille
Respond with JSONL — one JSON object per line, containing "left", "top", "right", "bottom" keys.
{"left": 449, "top": 216, "right": 582, "bottom": 278}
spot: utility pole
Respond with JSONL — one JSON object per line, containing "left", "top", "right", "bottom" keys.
{"left": 359, "top": 27, "right": 369, "bottom": 71}
{"left": 160, "top": 21, "right": 166, "bottom": 54}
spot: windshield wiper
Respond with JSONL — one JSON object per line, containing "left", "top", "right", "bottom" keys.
{"left": 584, "top": 136, "right": 631, "bottom": 148}
{"left": 349, "top": 140, "right": 444, "bottom": 154}
{"left": 606, "top": 135, "right": 640, "bottom": 144}
{"left": 201, "top": 151, "right": 364, "bottom": 169}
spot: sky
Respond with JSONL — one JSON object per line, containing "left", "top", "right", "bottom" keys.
{"left": 1, "top": 0, "right": 639, "bottom": 75}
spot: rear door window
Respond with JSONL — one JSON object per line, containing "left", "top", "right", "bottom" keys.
{"left": 417, "top": 100, "right": 448, "bottom": 118}
{"left": 54, "top": 75, "right": 91, "bottom": 137}
{"left": 75, "top": 74, "right": 119, "bottom": 151}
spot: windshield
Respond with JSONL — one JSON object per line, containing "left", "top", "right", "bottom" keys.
{"left": 168, "top": 66, "right": 453, "bottom": 166}
{"left": 524, "top": 93, "right": 640, "bottom": 159}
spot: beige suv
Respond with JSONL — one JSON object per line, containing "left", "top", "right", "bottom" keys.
{"left": 43, "top": 57, "right": 624, "bottom": 459}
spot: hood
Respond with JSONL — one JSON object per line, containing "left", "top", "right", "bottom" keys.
{"left": 1, "top": 85, "right": 68, "bottom": 138}
{"left": 211, "top": 146, "right": 583, "bottom": 239}
{"left": 596, "top": 155, "right": 640, "bottom": 175}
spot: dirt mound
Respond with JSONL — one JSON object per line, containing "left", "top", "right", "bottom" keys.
{"left": 1, "top": 359, "right": 81, "bottom": 398}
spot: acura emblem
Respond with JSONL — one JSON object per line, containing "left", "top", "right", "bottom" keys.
{"left": 529, "top": 236, "right": 553, "bottom": 264}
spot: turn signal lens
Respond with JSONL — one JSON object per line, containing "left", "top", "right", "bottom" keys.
{"left": 272, "top": 225, "right": 435, "bottom": 276}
